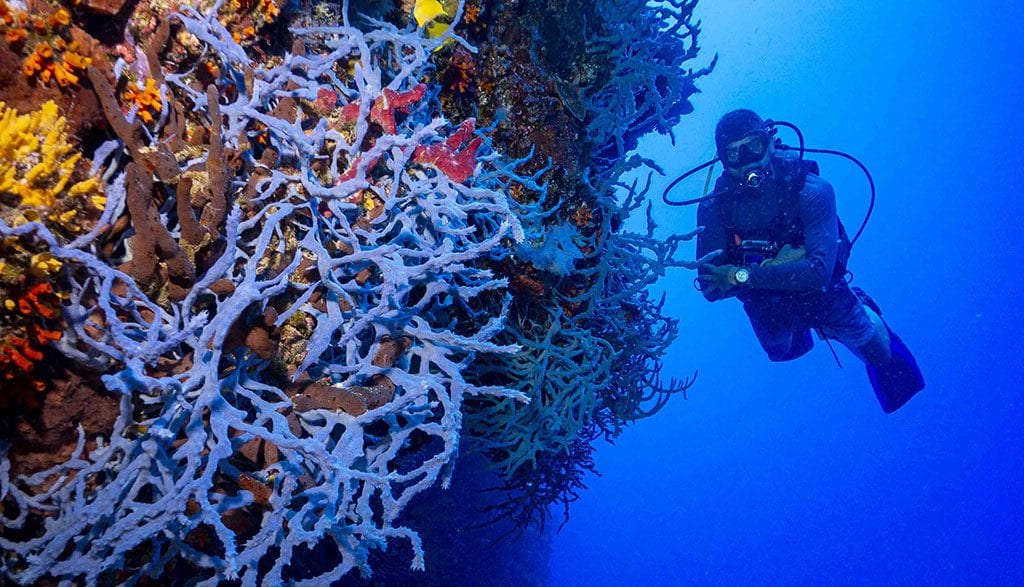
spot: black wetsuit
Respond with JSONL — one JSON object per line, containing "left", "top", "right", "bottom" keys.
{"left": 696, "top": 155, "right": 875, "bottom": 361}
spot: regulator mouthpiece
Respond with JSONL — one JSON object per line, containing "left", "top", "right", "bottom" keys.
{"left": 744, "top": 169, "right": 767, "bottom": 188}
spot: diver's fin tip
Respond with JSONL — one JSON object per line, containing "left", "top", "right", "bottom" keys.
{"left": 867, "top": 328, "right": 925, "bottom": 414}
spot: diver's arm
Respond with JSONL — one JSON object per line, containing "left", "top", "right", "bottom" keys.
{"left": 696, "top": 200, "right": 732, "bottom": 301}
{"left": 746, "top": 175, "right": 839, "bottom": 291}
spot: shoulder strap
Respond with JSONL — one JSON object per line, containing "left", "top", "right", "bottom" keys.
{"left": 714, "top": 173, "right": 738, "bottom": 236}
{"left": 764, "top": 157, "right": 814, "bottom": 243}
{"left": 777, "top": 157, "right": 819, "bottom": 208}
{"left": 782, "top": 157, "right": 852, "bottom": 277}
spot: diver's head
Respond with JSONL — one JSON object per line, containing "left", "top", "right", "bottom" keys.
{"left": 715, "top": 109, "right": 775, "bottom": 189}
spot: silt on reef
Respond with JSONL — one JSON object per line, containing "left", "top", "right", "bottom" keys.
{"left": 0, "top": 0, "right": 713, "bottom": 583}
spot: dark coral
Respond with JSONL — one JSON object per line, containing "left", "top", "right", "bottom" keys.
{"left": 450, "top": 0, "right": 712, "bottom": 533}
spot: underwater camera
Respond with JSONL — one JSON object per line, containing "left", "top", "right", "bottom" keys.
{"left": 739, "top": 239, "right": 778, "bottom": 265}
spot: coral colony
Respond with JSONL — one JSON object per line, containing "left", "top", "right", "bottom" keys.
{"left": 0, "top": 0, "right": 711, "bottom": 582}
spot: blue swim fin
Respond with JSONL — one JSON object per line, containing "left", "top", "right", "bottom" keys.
{"left": 866, "top": 326, "right": 925, "bottom": 413}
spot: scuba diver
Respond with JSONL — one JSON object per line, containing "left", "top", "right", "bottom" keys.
{"left": 686, "top": 109, "right": 924, "bottom": 413}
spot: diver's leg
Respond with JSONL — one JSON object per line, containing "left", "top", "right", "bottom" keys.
{"left": 854, "top": 305, "right": 891, "bottom": 365}
{"left": 818, "top": 285, "right": 888, "bottom": 365}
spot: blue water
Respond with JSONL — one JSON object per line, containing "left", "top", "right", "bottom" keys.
{"left": 549, "top": 1, "right": 1024, "bottom": 584}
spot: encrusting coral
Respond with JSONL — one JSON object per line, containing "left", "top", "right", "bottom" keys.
{"left": 0, "top": 100, "right": 104, "bottom": 230}
{"left": 0, "top": 99, "right": 104, "bottom": 405}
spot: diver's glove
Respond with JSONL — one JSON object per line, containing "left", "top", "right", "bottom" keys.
{"left": 700, "top": 263, "right": 741, "bottom": 295}
{"left": 761, "top": 244, "right": 806, "bottom": 266}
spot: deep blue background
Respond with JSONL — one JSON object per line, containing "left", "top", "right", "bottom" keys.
{"left": 548, "top": 1, "right": 1024, "bottom": 584}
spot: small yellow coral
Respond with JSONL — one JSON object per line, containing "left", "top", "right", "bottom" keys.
{"left": 47, "top": 8, "right": 71, "bottom": 28}
{"left": 20, "top": 41, "right": 92, "bottom": 88}
{"left": 0, "top": 100, "right": 104, "bottom": 230}
{"left": 61, "top": 51, "right": 90, "bottom": 70}
{"left": 21, "top": 51, "right": 42, "bottom": 76}
{"left": 3, "top": 0, "right": 91, "bottom": 90}
{"left": 52, "top": 62, "right": 80, "bottom": 87}
{"left": 5, "top": 27, "right": 26, "bottom": 44}
{"left": 29, "top": 252, "right": 61, "bottom": 276}
{"left": 260, "top": 0, "right": 279, "bottom": 22}
{"left": 122, "top": 77, "right": 163, "bottom": 124}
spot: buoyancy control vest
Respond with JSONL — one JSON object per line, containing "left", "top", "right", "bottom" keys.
{"left": 716, "top": 156, "right": 851, "bottom": 285}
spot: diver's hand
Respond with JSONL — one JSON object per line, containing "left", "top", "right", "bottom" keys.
{"left": 700, "top": 263, "right": 739, "bottom": 294}
{"left": 762, "top": 244, "right": 806, "bottom": 267}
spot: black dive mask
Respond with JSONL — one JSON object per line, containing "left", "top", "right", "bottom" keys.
{"left": 721, "top": 130, "right": 773, "bottom": 189}
{"left": 722, "top": 131, "right": 769, "bottom": 167}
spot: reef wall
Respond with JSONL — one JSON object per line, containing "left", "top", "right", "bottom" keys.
{"left": 0, "top": 0, "right": 711, "bottom": 583}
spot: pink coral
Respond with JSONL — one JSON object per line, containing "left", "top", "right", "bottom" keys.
{"left": 412, "top": 119, "right": 482, "bottom": 183}
{"left": 340, "top": 83, "right": 427, "bottom": 134}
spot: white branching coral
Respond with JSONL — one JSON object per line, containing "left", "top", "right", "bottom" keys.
{"left": 0, "top": 2, "right": 543, "bottom": 583}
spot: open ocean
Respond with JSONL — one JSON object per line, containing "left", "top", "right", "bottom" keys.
{"left": 549, "top": 1, "right": 1024, "bottom": 584}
